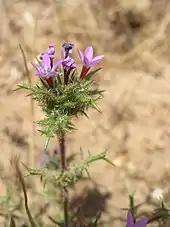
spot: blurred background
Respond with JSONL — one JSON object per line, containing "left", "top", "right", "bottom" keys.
{"left": 1, "top": 0, "right": 170, "bottom": 226}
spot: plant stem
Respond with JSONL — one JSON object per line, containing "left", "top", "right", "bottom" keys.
{"left": 59, "top": 133, "right": 69, "bottom": 227}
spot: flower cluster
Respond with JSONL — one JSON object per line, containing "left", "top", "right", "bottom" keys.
{"left": 32, "top": 43, "right": 104, "bottom": 87}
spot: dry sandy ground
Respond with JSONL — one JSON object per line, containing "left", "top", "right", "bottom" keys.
{"left": 1, "top": 0, "right": 170, "bottom": 226}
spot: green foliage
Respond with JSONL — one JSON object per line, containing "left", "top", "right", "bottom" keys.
{"left": 85, "top": 68, "right": 102, "bottom": 80}
{"left": 23, "top": 151, "right": 114, "bottom": 189}
{"left": 151, "top": 200, "right": 170, "bottom": 225}
{"left": 0, "top": 186, "right": 21, "bottom": 226}
{"left": 16, "top": 71, "right": 103, "bottom": 139}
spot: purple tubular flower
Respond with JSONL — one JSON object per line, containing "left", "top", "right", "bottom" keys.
{"left": 32, "top": 53, "right": 61, "bottom": 79}
{"left": 47, "top": 44, "right": 55, "bottom": 58}
{"left": 61, "top": 42, "right": 76, "bottom": 84}
{"left": 78, "top": 46, "right": 104, "bottom": 68}
{"left": 77, "top": 46, "right": 104, "bottom": 79}
{"left": 126, "top": 211, "right": 148, "bottom": 227}
{"left": 62, "top": 43, "right": 74, "bottom": 58}
{"left": 40, "top": 44, "right": 55, "bottom": 60}
{"left": 62, "top": 56, "right": 76, "bottom": 71}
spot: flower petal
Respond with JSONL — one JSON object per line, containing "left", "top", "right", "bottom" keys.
{"left": 60, "top": 48, "right": 65, "bottom": 59}
{"left": 84, "top": 56, "right": 91, "bottom": 68}
{"left": 126, "top": 211, "right": 134, "bottom": 227}
{"left": 42, "top": 53, "right": 51, "bottom": 71}
{"left": 89, "top": 55, "right": 104, "bottom": 67}
{"left": 52, "top": 60, "right": 62, "bottom": 71}
{"left": 48, "top": 44, "right": 55, "bottom": 55}
{"left": 77, "top": 49, "right": 85, "bottom": 64}
{"left": 84, "top": 46, "right": 93, "bottom": 63}
{"left": 134, "top": 218, "right": 148, "bottom": 227}
{"left": 34, "top": 72, "right": 41, "bottom": 77}
{"left": 32, "top": 63, "right": 42, "bottom": 72}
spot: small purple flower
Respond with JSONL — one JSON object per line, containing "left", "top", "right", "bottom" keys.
{"left": 61, "top": 43, "right": 76, "bottom": 84}
{"left": 62, "top": 43, "right": 74, "bottom": 58}
{"left": 62, "top": 56, "right": 76, "bottom": 71}
{"left": 39, "top": 148, "right": 60, "bottom": 167}
{"left": 40, "top": 44, "right": 55, "bottom": 60}
{"left": 77, "top": 46, "right": 104, "bottom": 79}
{"left": 78, "top": 46, "right": 104, "bottom": 68}
{"left": 32, "top": 53, "right": 61, "bottom": 79}
{"left": 126, "top": 211, "right": 148, "bottom": 227}
{"left": 61, "top": 43, "right": 76, "bottom": 69}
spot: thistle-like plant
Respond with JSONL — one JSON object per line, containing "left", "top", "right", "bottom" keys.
{"left": 16, "top": 43, "right": 114, "bottom": 227}
{"left": 17, "top": 44, "right": 104, "bottom": 139}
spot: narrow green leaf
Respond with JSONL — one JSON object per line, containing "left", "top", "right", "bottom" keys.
{"left": 22, "top": 162, "right": 42, "bottom": 176}
{"left": 102, "top": 157, "right": 116, "bottom": 167}
{"left": 44, "top": 137, "right": 51, "bottom": 150}
{"left": 129, "top": 193, "right": 135, "bottom": 211}
{"left": 84, "top": 167, "right": 91, "bottom": 179}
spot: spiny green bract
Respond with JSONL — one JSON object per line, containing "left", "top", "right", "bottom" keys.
{"left": 17, "top": 71, "right": 104, "bottom": 137}
{"left": 23, "top": 151, "right": 113, "bottom": 188}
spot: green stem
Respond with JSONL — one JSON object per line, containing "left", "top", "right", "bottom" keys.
{"left": 59, "top": 133, "right": 69, "bottom": 227}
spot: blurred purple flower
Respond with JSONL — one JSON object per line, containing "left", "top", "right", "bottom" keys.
{"left": 77, "top": 46, "right": 104, "bottom": 79}
{"left": 32, "top": 53, "right": 61, "bottom": 79}
{"left": 39, "top": 149, "right": 49, "bottom": 166}
{"left": 44, "top": 149, "right": 49, "bottom": 155}
{"left": 53, "top": 148, "right": 60, "bottom": 155}
{"left": 40, "top": 44, "right": 55, "bottom": 60}
{"left": 126, "top": 211, "right": 148, "bottom": 227}
{"left": 39, "top": 148, "right": 60, "bottom": 166}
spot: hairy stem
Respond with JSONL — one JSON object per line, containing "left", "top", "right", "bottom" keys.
{"left": 59, "top": 133, "right": 69, "bottom": 227}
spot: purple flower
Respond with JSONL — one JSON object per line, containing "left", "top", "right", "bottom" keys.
{"left": 61, "top": 43, "right": 76, "bottom": 84}
{"left": 39, "top": 148, "right": 59, "bottom": 166}
{"left": 61, "top": 43, "right": 76, "bottom": 69}
{"left": 78, "top": 46, "right": 104, "bottom": 68}
{"left": 32, "top": 53, "right": 61, "bottom": 79}
{"left": 62, "top": 56, "right": 76, "bottom": 71}
{"left": 126, "top": 211, "right": 148, "bottom": 227}
{"left": 77, "top": 46, "right": 104, "bottom": 79}
{"left": 62, "top": 43, "right": 74, "bottom": 58}
{"left": 40, "top": 44, "right": 55, "bottom": 60}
